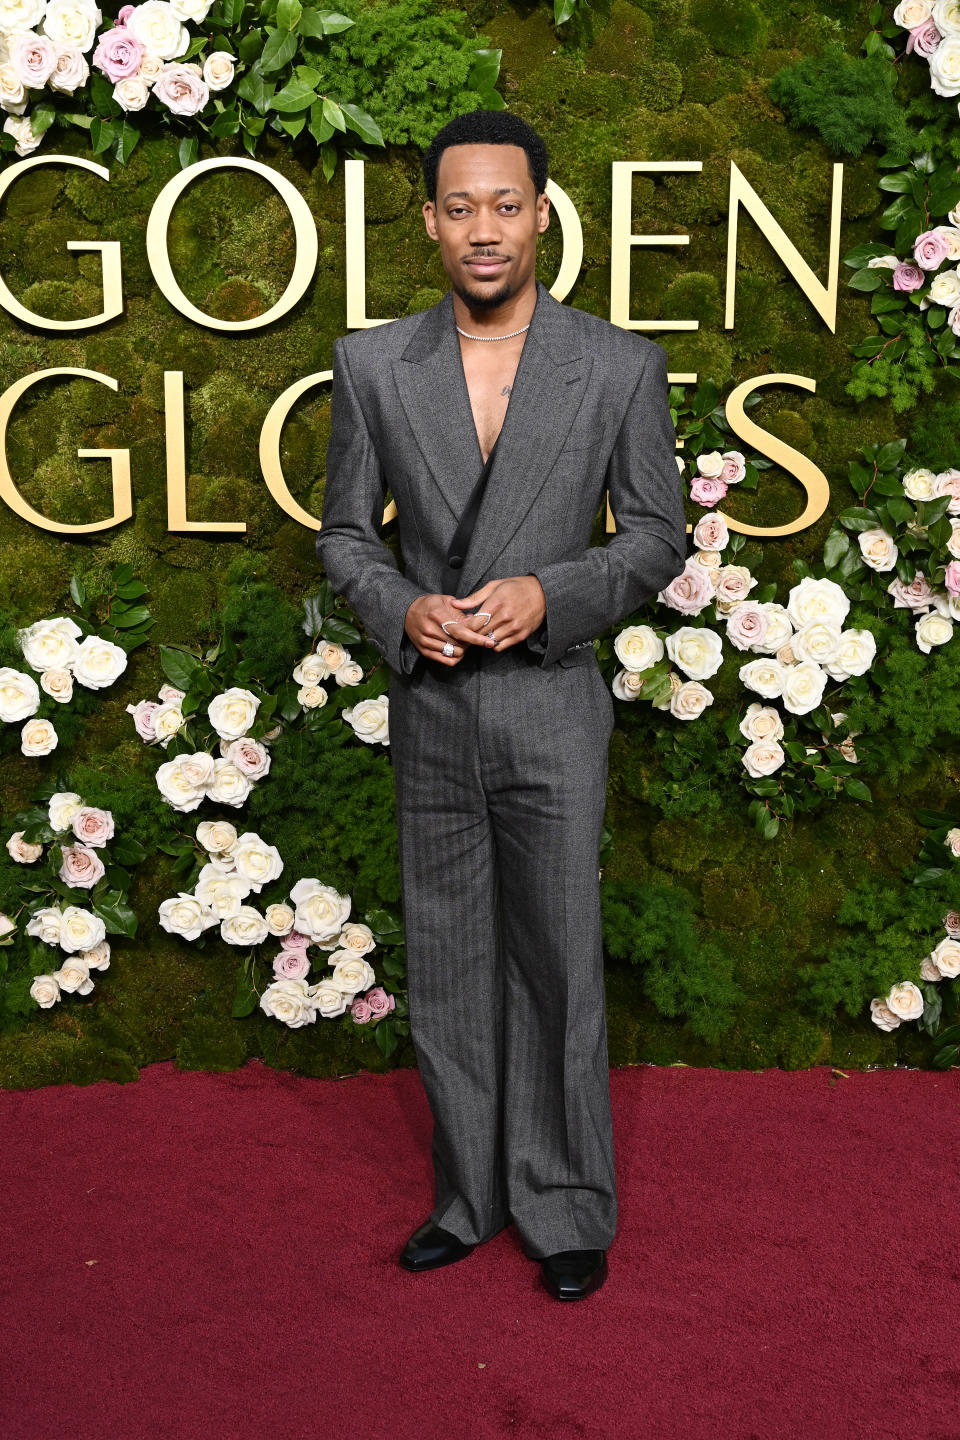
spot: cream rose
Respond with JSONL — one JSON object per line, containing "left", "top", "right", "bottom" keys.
{"left": 0, "top": 65, "right": 27, "bottom": 114}
{"left": 929, "top": 34, "right": 960, "bottom": 94}
{"left": 260, "top": 976, "right": 317, "bottom": 1027}
{"left": 21, "top": 717, "right": 58, "bottom": 756}
{"left": 49, "top": 791, "right": 83, "bottom": 832}
{"left": 72, "top": 634, "right": 127, "bottom": 689}
{"left": 612, "top": 668, "right": 646, "bottom": 700}
{"left": 0, "top": 0, "right": 47, "bottom": 31}
{"left": 293, "top": 652, "right": 332, "bottom": 685}
{"left": 613, "top": 624, "right": 664, "bottom": 672}
{"left": 692, "top": 511, "right": 729, "bottom": 551}
{"left": 790, "top": 621, "right": 842, "bottom": 665}
{"left": 0, "top": 666, "right": 40, "bottom": 721}
{"left": 739, "top": 702, "right": 784, "bottom": 743}
{"left": 696, "top": 449, "right": 724, "bottom": 478}
{"left": 7, "top": 829, "right": 43, "bottom": 863}
{"left": 58, "top": 904, "right": 106, "bottom": 953}
{"left": 208, "top": 686, "right": 259, "bottom": 741}
{"left": 126, "top": 0, "right": 189, "bottom": 60}
{"left": 40, "top": 668, "right": 73, "bottom": 702}
{"left": 329, "top": 952, "right": 376, "bottom": 995}
{"left": 869, "top": 997, "right": 901, "bottom": 1031}
{"left": 298, "top": 684, "right": 328, "bottom": 709}
{"left": 786, "top": 576, "right": 850, "bottom": 629}
{"left": 27, "top": 905, "right": 63, "bottom": 944}
{"left": 903, "top": 467, "right": 937, "bottom": 501}
{"left": 781, "top": 660, "right": 828, "bottom": 716}
{"left": 858, "top": 527, "right": 899, "bottom": 572}
{"left": 885, "top": 980, "right": 924, "bottom": 1020}
{"left": 750, "top": 603, "right": 793, "bottom": 654}
{"left": 316, "top": 640, "right": 349, "bottom": 674}
{"left": 30, "top": 973, "right": 62, "bottom": 1008}
{"left": 308, "top": 976, "right": 349, "bottom": 1019}
{"left": 669, "top": 680, "right": 713, "bottom": 720}
{"left": 929, "top": 267, "right": 960, "bottom": 307}
{"left": 232, "top": 832, "right": 283, "bottom": 892}
{"left": 823, "top": 628, "right": 877, "bottom": 681}
{"left": 52, "top": 956, "right": 95, "bottom": 995}
{"left": 220, "top": 905, "right": 270, "bottom": 947}
{"left": 742, "top": 739, "right": 785, "bottom": 777}
{"left": 194, "top": 863, "right": 250, "bottom": 918}
{"left": 41, "top": 0, "right": 102, "bottom": 53}
{"left": 205, "top": 758, "right": 254, "bottom": 808}
{"left": 155, "top": 754, "right": 207, "bottom": 812}
{"left": 713, "top": 565, "right": 757, "bottom": 613}
{"left": 894, "top": 0, "right": 934, "bottom": 24}
{"left": 84, "top": 937, "right": 110, "bottom": 970}
{"left": 289, "top": 878, "right": 350, "bottom": 943}
{"left": 338, "top": 922, "right": 376, "bottom": 956}
{"left": 202, "top": 46, "right": 234, "bottom": 91}
{"left": 344, "top": 697, "right": 389, "bottom": 745}
{"left": 114, "top": 74, "right": 150, "bottom": 110}
{"left": 930, "top": 936, "right": 960, "bottom": 978}
{"left": 169, "top": 0, "right": 213, "bottom": 19}
{"left": 665, "top": 626, "right": 724, "bottom": 681}
{"left": 49, "top": 43, "right": 88, "bottom": 91}
{"left": 265, "top": 902, "right": 295, "bottom": 936}
{"left": 739, "top": 657, "right": 787, "bottom": 698}
{"left": 196, "top": 819, "right": 237, "bottom": 854}
{"left": 152, "top": 699, "right": 184, "bottom": 744}
{"left": 915, "top": 610, "right": 954, "bottom": 652}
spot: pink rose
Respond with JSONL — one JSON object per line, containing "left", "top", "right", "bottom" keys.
{"left": 690, "top": 475, "right": 728, "bottom": 506}
{"left": 59, "top": 844, "right": 106, "bottom": 889}
{"left": 70, "top": 806, "right": 115, "bottom": 848}
{"left": 151, "top": 62, "right": 209, "bottom": 116}
{"left": 893, "top": 261, "right": 925, "bottom": 291}
{"left": 273, "top": 950, "right": 311, "bottom": 980}
{"left": 351, "top": 997, "right": 373, "bottom": 1023}
{"left": 719, "top": 451, "right": 746, "bottom": 484}
{"left": 659, "top": 560, "right": 715, "bottom": 615}
{"left": 726, "top": 601, "right": 769, "bottom": 651}
{"left": 913, "top": 230, "right": 952, "bottom": 271}
{"left": 906, "top": 19, "right": 941, "bottom": 56}
{"left": 92, "top": 26, "right": 144, "bottom": 83}
{"left": 225, "top": 736, "right": 271, "bottom": 778}
{"left": 692, "top": 511, "right": 729, "bottom": 551}
{"left": 281, "top": 928, "right": 311, "bottom": 950}
{"left": 10, "top": 31, "right": 58, "bottom": 88}
{"left": 943, "top": 910, "right": 960, "bottom": 937}
{"left": 945, "top": 561, "right": 960, "bottom": 596}
{"left": 935, "top": 469, "right": 960, "bottom": 515}
{"left": 366, "top": 986, "right": 395, "bottom": 1017}
{"left": 126, "top": 698, "right": 159, "bottom": 741}
{"left": 887, "top": 572, "right": 935, "bottom": 610}
{"left": 117, "top": 4, "right": 135, "bottom": 21}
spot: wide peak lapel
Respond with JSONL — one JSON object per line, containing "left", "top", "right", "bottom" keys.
{"left": 456, "top": 282, "right": 593, "bottom": 595}
{"left": 391, "top": 291, "right": 482, "bottom": 520}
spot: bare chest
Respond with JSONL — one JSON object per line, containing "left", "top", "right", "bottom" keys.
{"left": 459, "top": 337, "right": 526, "bottom": 465}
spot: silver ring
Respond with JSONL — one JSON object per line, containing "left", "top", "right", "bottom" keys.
{"left": 440, "top": 619, "right": 460, "bottom": 636}
{"left": 442, "top": 641, "right": 456, "bottom": 657}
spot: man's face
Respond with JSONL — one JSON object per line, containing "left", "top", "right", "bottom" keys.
{"left": 423, "top": 142, "right": 550, "bottom": 310}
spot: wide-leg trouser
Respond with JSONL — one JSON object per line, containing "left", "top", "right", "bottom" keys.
{"left": 386, "top": 642, "right": 617, "bottom": 1260}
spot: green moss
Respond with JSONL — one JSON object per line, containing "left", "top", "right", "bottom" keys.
{"left": 689, "top": 0, "right": 769, "bottom": 56}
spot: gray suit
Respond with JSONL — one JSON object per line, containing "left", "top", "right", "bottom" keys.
{"left": 316, "top": 279, "right": 687, "bottom": 1258}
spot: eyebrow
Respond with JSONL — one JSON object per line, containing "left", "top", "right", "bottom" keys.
{"left": 441, "top": 187, "right": 524, "bottom": 202}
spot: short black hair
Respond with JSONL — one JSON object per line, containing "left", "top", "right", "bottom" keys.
{"left": 421, "top": 110, "right": 549, "bottom": 203}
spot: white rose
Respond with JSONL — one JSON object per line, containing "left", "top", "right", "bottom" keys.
{"left": 903, "top": 468, "right": 937, "bottom": 500}
{"left": 41, "top": 0, "right": 102, "bottom": 53}
{"left": 220, "top": 904, "right": 269, "bottom": 947}
{"left": 202, "top": 46, "right": 234, "bottom": 91}
{"left": 0, "top": 63, "right": 27, "bottom": 114}
{"left": 84, "top": 938, "right": 110, "bottom": 970}
{"left": 169, "top": 0, "right": 213, "bottom": 19}
{"left": 48, "top": 42, "right": 88, "bottom": 90}
{"left": 204, "top": 757, "right": 254, "bottom": 808}
{"left": 916, "top": 609, "right": 954, "bottom": 652}
{"left": 742, "top": 739, "right": 785, "bottom": 777}
{"left": 0, "top": 912, "right": 15, "bottom": 938}
{"left": 866, "top": 254, "right": 900, "bottom": 269}
{"left": 869, "top": 997, "right": 901, "bottom": 1031}
{"left": 208, "top": 686, "right": 259, "bottom": 741}
{"left": 232, "top": 832, "right": 283, "bottom": 892}
{"left": 929, "top": 34, "right": 960, "bottom": 94}
{"left": 6, "top": 829, "right": 43, "bottom": 863}
{"left": 155, "top": 754, "right": 207, "bottom": 812}
{"left": 696, "top": 449, "right": 724, "bottom": 478}
{"left": 920, "top": 954, "right": 943, "bottom": 981}
{"left": 823, "top": 628, "right": 877, "bottom": 681}
{"left": 21, "top": 717, "right": 57, "bottom": 756}
{"left": 265, "top": 902, "right": 295, "bottom": 936}
{"left": 786, "top": 576, "right": 850, "bottom": 629}
{"left": 329, "top": 952, "right": 376, "bottom": 995}
{"left": 739, "top": 702, "right": 784, "bottom": 742}
{"left": 293, "top": 653, "right": 332, "bottom": 685}
{"left": 339, "top": 922, "right": 376, "bottom": 956}
{"left": 885, "top": 980, "right": 924, "bottom": 1020}
{"left": 929, "top": 267, "right": 960, "bottom": 307}
{"left": 790, "top": 621, "right": 842, "bottom": 665}
{"left": 781, "top": 660, "right": 828, "bottom": 716}
{"left": 933, "top": 0, "right": 960, "bottom": 34}
{"left": 857, "top": 527, "right": 898, "bottom": 572}
{"left": 0, "top": 0, "right": 47, "bottom": 32}
{"left": 114, "top": 74, "right": 149, "bottom": 110}
{"left": 40, "top": 667, "right": 73, "bottom": 702}
{"left": 334, "top": 660, "right": 364, "bottom": 686}
{"left": 946, "top": 826, "right": 960, "bottom": 856}
{"left": 751, "top": 603, "right": 793, "bottom": 654}
{"left": 138, "top": 50, "right": 163, "bottom": 81}
{"left": 930, "top": 936, "right": 960, "bottom": 977}
{"left": 934, "top": 467, "right": 960, "bottom": 514}
{"left": 52, "top": 955, "right": 94, "bottom": 994}
{"left": 289, "top": 877, "right": 350, "bottom": 943}
{"left": 308, "top": 976, "right": 349, "bottom": 1018}
{"left": 126, "top": 0, "right": 189, "bottom": 61}
{"left": 196, "top": 819, "right": 237, "bottom": 854}
{"left": 17, "top": 615, "right": 81, "bottom": 672}
{"left": 26, "top": 905, "right": 63, "bottom": 944}
{"left": 664, "top": 626, "right": 724, "bottom": 681}
{"left": 72, "top": 634, "right": 127, "bottom": 689}
{"left": 195, "top": 863, "right": 250, "bottom": 917}
{"left": 613, "top": 624, "right": 664, "bottom": 672}
{"left": 669, "top": 680, "right": 713, "bottom": 720}
{"left": 260, "top": 977, "right": 317, "bottom": 1028}
{"left": 933, "top": 226, "right": 960, "bottom": 262}
{"left": 894, "top": 0, "right": 933, "bottom": 23}
{"left": 0, "top": 665, "right": 40, "bottom": 721}
{"left": 58, "top": 904, "right": 106, "bottom": 953}
{"left": 611, "top": 668, "right": 645, "bottom": 700}
{"left": 738, "top": 657, "right": 788, "bottom": 698}
{"left": 152, "top": 699, "right": 184, "bottom": 744}
{"left": 316, "top": 640, "right": 348, "bottom": 673}
{"left": 10, "top": 29, "right": 57, "bottom": 86}
{"left": 30, "top": 973, "right": 61, "bottom": 1008}
{"left": 298, "top": 684, "right": 328, "bottom": 709}
{"left": 344, "top": 697, "right": 390, "bottom": 745}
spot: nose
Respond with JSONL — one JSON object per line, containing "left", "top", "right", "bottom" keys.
{"left": 466, "top": 205, "right": 502, "bottom": 248}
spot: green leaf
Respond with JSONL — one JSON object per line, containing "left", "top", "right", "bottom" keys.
{"left": 300, "top": 8, "right": 354, "bottom": 35}
{"left": 90, "top": 117, "right": 117, "bottom": 156}
{"left": 339, "top": 101, "right": 384, "bottom": 146}
{"left": 160, "top": 644, "right": 201, "bottom": 690}
{"left": 261, "top": 26, "right": 298, "bottom": 72}
{"left": 232, "top": 961, "right": 260, "bottom": 1018}
{"left": 554, "top": 0, "right": 577, "bottom": 22}
{"left": 844, "top": 777, "right": 872, "bottom": 802}
{"left": 308, "top": 99, "right": 334, "bottom": 144}
{"left": 322, "top": 96, "right": 347, "bottom": 131}
{"left": 270, "top": 78, "right": 317, "bottom": 112}
{"left": 220, "top": 0, "right": 245, "bottom": 20}
{"left": 823, "top": 526, "right": 850, "bottom": 569}
{"left": 276, "top": 0, "right": 302, "bottom": 29}
{"left": 848, "top": 267, "right": 884, "bottom": 292}
{"left": 110, "top": 835, "right": 147, "bottom": 865}
{"left": 69, "top": 574, "right": 86, "bottom": 609}
{"left": 468, "top": 47, "right": 502, "bottom": 93}
{"left": 236, "top": 63, "right": 274, "bottom": 113}
{"left": 109, "top": 604, "right": 152, "bottom": 629}
{"left": 92, "top": 897, "right": 138, "bottom": 939}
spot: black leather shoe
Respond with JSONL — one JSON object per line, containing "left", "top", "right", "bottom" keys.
{"left": 540, "top": 1248, "right": 608, "bottom": 1300}
{"left": 399, "top": 1217, "right": 477, "bottom": 1272}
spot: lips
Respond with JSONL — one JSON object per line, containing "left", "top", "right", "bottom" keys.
{"left": 463, "top": 257, "right": 508, "bottom": 277}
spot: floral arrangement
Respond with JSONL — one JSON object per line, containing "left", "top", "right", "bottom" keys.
{"left": 0, "top": 562, "right": 154, "bottom": 758}
{"left": 892, "top": 0, "right": 960, "bottom": 96}
{"left": 157, "top": 814, "right": 406, "bottom": 1049}
{"left": 130, "top": 584, "right": 389, "bottom": 813}
{"left": 4, "top": 780, "right": 145, "bottom": 1009}
{"left": 0, "top": 0, "right": 503, "bottom": 173}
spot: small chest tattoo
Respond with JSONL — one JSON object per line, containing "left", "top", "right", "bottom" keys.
{"left": 501, "top": 384, "right": 512, "bottom": 396}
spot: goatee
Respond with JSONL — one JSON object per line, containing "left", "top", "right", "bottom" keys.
{"left": 452, "top": 276, "right": 514, "bottom": 311}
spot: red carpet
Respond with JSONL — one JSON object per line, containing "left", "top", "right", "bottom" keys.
{"left": 2, "top": 1059, "right": 959, "bottom": 1440}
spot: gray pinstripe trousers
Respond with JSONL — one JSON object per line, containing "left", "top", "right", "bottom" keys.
{"left": 387, "top": 642, "right": 617, "bottom": 1260}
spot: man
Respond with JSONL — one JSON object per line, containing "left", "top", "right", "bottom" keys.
{"left": 316, "top": 110, "right": 687, "bottom": 1301}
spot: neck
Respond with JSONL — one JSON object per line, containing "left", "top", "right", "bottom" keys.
{"left": 451, "top": 278, "right": 538, "bottom": 336}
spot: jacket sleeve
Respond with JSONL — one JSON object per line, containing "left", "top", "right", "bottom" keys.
{"left": 527, "top": 342, "right": 688, "bottom": 666}
{"left": 315, "top": 337, "right": 424, "bottom": 677}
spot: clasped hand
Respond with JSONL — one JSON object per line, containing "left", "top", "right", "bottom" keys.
{"left": 404, "top": 577, "right": 547, "bottom": 667}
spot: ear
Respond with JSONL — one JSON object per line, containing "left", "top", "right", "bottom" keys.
{"left": 422, "top": 201, "right": 439, "bottom": 241}
{"left": 537, "top": 192, "right": 550, "bottom": 234}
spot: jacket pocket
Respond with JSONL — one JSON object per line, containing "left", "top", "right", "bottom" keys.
{"left": 556, "top": 644, "right": 597, "bottom": 668}
{"left": 557, "top": 425, "right": 606, "bottom": 455}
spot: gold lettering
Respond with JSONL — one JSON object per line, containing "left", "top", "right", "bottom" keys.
{"left": 610, "top": 161, "right": 703, "bottom": 331}
{"left": 0, "top": 156, "right": 122, "bottom": 330}
{"left": 146, "top": 157, "right": 318, "bottom": 331}
{"left": 165, "top": 370, "right": 244, "bottom": 532}
{"left": 720, "top": 373, "right": 829, "bottom": 536}
{"left": 0, "top": 369, "right": 130, "bottom": 532}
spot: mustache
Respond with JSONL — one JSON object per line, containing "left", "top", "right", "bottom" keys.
{"left": 461, "top": 251, "right": 510, "bottom": 261}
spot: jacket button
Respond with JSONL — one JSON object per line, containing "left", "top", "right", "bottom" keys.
{"left": 448, "top": 555, "right": 463, "bottom": 569}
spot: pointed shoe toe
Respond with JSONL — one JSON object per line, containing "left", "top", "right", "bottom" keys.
{"left": 540, "top": 1248, "right": 608, "bottom": 1300}
{"left": 399, "top": 1217, "right": 477, "bottom": 1272}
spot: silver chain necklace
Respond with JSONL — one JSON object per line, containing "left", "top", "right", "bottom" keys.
{"left": 455, "top": 322, "right": 531, "bottom": 341}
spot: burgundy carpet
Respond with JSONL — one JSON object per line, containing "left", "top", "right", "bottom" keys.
{"left": 2, "top": 1058, "right": 959, "bottom": 1440}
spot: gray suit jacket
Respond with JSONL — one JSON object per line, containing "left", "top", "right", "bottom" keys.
{"left": 315, "top": 279, "right": 688, "bottom": 674}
